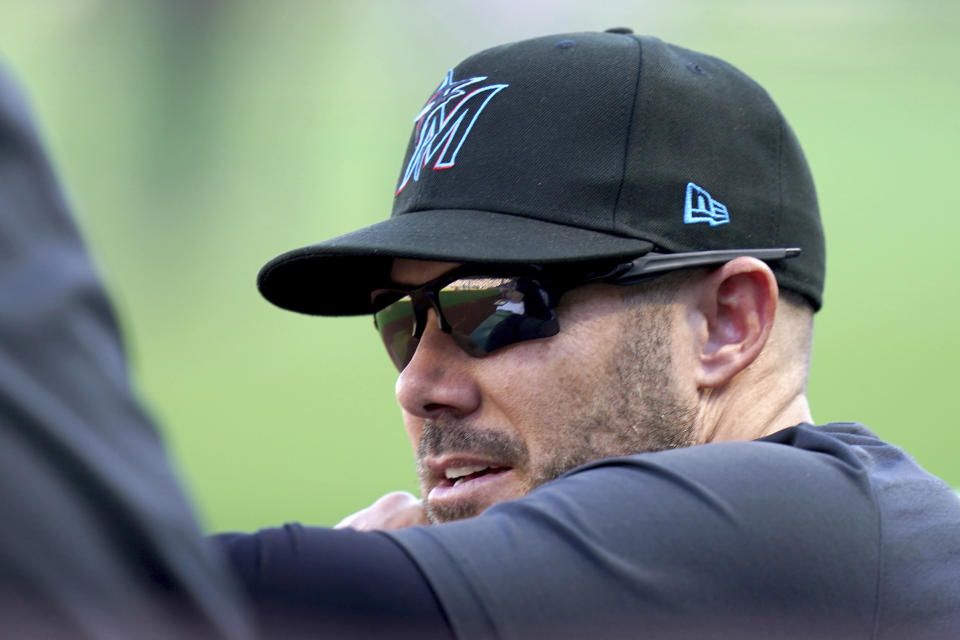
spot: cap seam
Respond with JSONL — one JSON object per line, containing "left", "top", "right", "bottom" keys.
{"left": 610, "top": 35, "right": 644, "bottom": 231}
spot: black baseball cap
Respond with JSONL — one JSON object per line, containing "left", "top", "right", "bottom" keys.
{"left": 258, "top": 29, "right": 824, "bottom": 315}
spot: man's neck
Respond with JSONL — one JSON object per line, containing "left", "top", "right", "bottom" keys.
{"left": 696, "top": 388, "right": 813, "bottom": 443}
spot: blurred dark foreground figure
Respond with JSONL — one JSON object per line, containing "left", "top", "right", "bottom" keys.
{"left": 0, "top": 62, "right": 252, "bottom": 638}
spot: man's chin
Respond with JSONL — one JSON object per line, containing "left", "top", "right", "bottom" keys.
{"left": 424, "top": 500, "right": 486, "bottom": 524}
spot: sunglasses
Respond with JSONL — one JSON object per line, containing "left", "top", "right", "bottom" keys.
{"left": 372, "top": 248, "right": 800, "bottom": 370}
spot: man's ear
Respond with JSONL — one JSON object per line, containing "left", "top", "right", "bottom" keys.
{"left": 693, "top": 257, "right": 778, "bottom": 389}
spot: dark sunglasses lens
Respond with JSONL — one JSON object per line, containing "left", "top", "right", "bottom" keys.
{"left": 439, "top": 279, "right": 558, "bottom": 356}
{"left": 374, "top": 297, "right": 418, "bottom": 370}
{"left": 374, "top": 277, "right": 561, "bottom": 370}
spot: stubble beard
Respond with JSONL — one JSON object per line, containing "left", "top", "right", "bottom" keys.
{"left": 418, "top": 302, "right": 697, "bottom": 524}
{"left": 526, "top": 301, "right": 697, "bottom": 494}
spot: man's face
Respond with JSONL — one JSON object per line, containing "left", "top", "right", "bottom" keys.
{"left": 391, "top": 259, "right": 698, "bottom": 523}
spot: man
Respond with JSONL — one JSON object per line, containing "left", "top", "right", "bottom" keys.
{"left": 0, "top": 62, "right": 253, "bottom": 637}
{"left": 219, "top": 30, "right": 960, "bottom": 638}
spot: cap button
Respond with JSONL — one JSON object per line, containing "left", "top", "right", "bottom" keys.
{"left": 605, "top": 27, "right": 633, "bottom": 34}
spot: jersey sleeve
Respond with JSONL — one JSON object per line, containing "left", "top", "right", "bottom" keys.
{"left": 213, "top": 524, "right": 455, "bottom": 639}
{"left": 386, "top": 431, "right": 881, "bottom": 640}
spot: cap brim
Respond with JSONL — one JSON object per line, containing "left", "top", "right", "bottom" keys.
{"left": 257, "top": 209, "right": 654, "bottom": 315}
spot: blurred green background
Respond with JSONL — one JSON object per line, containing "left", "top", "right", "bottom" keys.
{"left": 0, "top": 0, "right": 957, "bottom": 532}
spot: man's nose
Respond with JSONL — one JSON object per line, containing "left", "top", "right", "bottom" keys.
{"left": 395, "top": 311, "right": 481, "bottom": 420}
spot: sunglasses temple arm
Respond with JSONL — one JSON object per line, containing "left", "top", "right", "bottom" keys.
{"left": 609, "top": 248, "right": 802, "bottom": 286}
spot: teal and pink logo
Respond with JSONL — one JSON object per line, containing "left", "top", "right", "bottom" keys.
{"left": 396, "top": 70, "right": 508, "bottom": 195}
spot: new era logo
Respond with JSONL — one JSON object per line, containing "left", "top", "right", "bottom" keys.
{"left": 684, "top": 182, "right": 729, "bottom": 226}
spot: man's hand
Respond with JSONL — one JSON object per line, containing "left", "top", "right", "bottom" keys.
{"left": 334, "top": 491, "right": 430, "bottom": 531}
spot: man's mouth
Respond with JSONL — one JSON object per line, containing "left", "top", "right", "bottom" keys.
{"left": 417, "top": 420, "right": 530, "bottom": 517}
{"left": 442, "top": 464, "right": 509, "bottom": 487}
{"left": 423, "top": 457, "right": 521, "bottom": 521}
{"left": 421, "top": 455, "right": 524, "bottom": 522}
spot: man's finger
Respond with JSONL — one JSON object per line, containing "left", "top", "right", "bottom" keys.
{"left": 334, "top": 491, "right": 429, "bottom": 530}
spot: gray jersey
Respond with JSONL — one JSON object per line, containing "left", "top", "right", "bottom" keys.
{"left": 387, "top": 423, "right": 960, "bottom": 639}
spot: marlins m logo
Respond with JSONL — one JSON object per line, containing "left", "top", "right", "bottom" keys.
{"left": 396, "top": 70, "right": 508, "bottom": 195}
